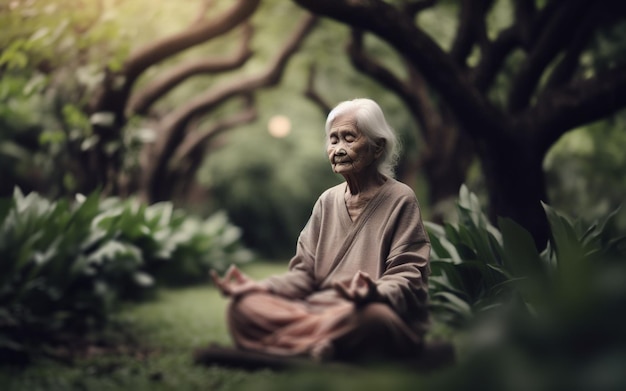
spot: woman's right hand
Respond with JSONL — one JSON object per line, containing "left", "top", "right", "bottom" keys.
{"left": 334, "top": 270, "right": 379, "bottom": 306}
{"left": 210, "top": 265, "right": 269, "bottom": 298}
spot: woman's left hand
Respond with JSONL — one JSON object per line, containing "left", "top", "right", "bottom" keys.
{"left": 334, "top": 271, "right": 379, "bottom": 305}
{"left": 210, "top": 265, "right": 268, "bottom": 298}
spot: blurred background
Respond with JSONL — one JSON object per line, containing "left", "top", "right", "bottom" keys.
{"left": 2, "top": 1, "right": 626, "bottom": 389}
{"left": 2, "top": 0, "right": 625, "bottom": 258}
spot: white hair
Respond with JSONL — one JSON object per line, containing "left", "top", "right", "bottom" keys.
{"left": 325, "top": 98, "right": 401, "bottom": 178}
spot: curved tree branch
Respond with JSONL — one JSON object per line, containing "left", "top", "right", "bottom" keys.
{"left": 86, "top": 0, "right": 260, "bottom": 195}
{"left": 171, "top": 94, "right": 257, "bottom": 169}
{"left": 347, "top": 30, "right": 415, "bottom": 108}
{"left": 170, "top": 94, "right": 257, "bottom": 198}
{"left": 128, "top": 23, "right": 254, "bottom": 116}
{"left": 158, "top": 13, "right": 316, "bottom": 138}
{"left": 545, "top": 1, "right": 626, "bottom": 90}
{"left": 346, "top": 27, "right": 471, "bottom": 197}
{"left": 293, "top": 0, "right": 505, "bottom": 141}
{"left": 145, "top": 13, "right": 318, "bottom": 201}
{"left": 533, "top": 65, "right": 626, "bottom": 152}
{"left": 507, "top": 0, "right": 590, "bottom": 112}
{"left": 304, "top": 63, "right": 332, "bottom": 115}
{"left": 401, "top": 0, "right": 436, "bottom": 19}
{"left": 449, "top": 0, "right": 493, "bottom": 66}
{"left": 543, "top": 13, "right": 595, "bottom": 90}
{"left": 347, "top": 28, "right": 440, "bottom": 149}
{"left": 123, "top": 0, "right": 260, "bottom": 84}
{"left": 473, "top": 27, "right": 519, "bottom": 95}
{"left": 512, "top": 0, "right": 537, "bottom": 47}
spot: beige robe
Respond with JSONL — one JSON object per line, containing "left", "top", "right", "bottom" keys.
{"left": 227, "top": 178, "right": 431, "bottom": 360}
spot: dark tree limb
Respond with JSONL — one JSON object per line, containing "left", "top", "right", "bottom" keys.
{"left": 128, "top": 23, "right": 254, "bottom": 116}
{"left": 171, "top": 94, "right": 257, "bottom": 168}
{"left": 293, "top": 0, "right": 505, "bottom": 141}
{"left": 543, "top": 13, "right": 595, "bottom": 90}
{"left": 86, "top": 0, "right": 260, "bottom": 195}
{"left": 507, "top": 0, "right": 590, "bottom": 112}
{"left": 294, "top": 0, "right": 626, "bottom": 248}
{"left": 347, "top": 30, "right": 416, "bottom": 110}
{"left": 346, "top": 28, "right": 472, "bottom": 206}
{"left": 347, "top": 29, "right": 433, "bottom": 137}
{"left": 89, "top": 0, "right": 259, "bottom": 116}
{"left": 533, "top": 65, "right": 626, "bottom": 152}
{"left": 303, "top": 64, "right": 332, "bottom": 115}
{"left": 512, "top": 0, "right": 537, "bottom": 47}
{"left": 347, "top": 29, "right": 438, "bottom": 148}
{"left": 544, "top": 1, "right": 626, "bottom": 90}
{"left": 401, "top": 0, "right": 436, "bottom": 19}
{"left": 449, "top": 0, "right": 493, "bottom": 67}
{"left": 472, "top": 26, "right": 518, "bottom": 93}
{"left": 144, "top": 13, "right": 318, "bottom": 201}
{"left": 166, "top": 94, "right": 257, "bottom": 198}
{"left": 122, "top": 0, "right": 260, "bottom": 86}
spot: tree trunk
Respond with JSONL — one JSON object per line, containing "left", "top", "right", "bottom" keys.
{"left": 479, "top": 139, "right": 549, "bottom": 248}
{"left": 422, "top": 150, "right": 473, "bottom": 221}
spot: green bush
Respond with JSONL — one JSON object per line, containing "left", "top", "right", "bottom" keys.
{"left": 426, "top": 185, "right": 626, "bottom": 388}
{"left": 0, "top": 188, "right": 252, "bottom": 362}
{"left": 425, "top": 185, "right": 510, "bottom": 327}
{"left": 426, "top": 185, "right": 626, "bottom": 328}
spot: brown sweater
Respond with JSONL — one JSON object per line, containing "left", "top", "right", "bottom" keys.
{"left": 262, "top": 178, "right": 431, "bottom": 328}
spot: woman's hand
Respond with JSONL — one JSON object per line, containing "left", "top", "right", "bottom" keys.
{"left": 334, "top": 271, "right": 379, "bottom": 305}
{"left": 210, "top": 265, "right": 268, "bottom": 299}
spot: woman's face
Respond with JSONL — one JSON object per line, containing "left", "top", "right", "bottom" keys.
{"left": 327, "top": 112, "right": 378, "bottom": 176}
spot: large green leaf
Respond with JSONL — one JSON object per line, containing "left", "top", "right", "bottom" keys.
{"left": 542, "top": 202, "right": 592, "bottom": 308}
{"left": 499, "top": 217, "right": 544, "bottom": 279}
{"left": 431, "top": 291, "right": 473, "bottom": 319}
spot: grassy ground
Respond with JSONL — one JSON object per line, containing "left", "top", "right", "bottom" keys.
{"left": 0, "top": 261, "right": 452, "bottom": 391}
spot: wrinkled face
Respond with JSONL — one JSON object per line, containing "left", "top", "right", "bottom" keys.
{"left": 327, "top": 112, "right": 378, "bottom": 176}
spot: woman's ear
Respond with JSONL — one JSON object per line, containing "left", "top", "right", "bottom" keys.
{"left": 374, "top": 139, "right": 386, "bottom": 159}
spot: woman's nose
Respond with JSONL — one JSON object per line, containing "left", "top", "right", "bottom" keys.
{"left": 335, "top": 148, "right": 347, "bottom": 156}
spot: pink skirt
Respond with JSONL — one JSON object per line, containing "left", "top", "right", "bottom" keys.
{"left": 227, "top": 291, "right": 424, "bottom": 361}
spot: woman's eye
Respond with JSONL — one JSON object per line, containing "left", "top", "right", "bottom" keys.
{"left": 329, "top": 136, "right": 338, "bottom": 144}
{"left": 345, "top": 135, "right": 355, "bottom": 142}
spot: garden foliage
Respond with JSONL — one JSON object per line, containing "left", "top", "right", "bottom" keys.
{"left": 427, "top": 185, "right": 626, "bottom": 327}
{"left": 426, "top": 185, "right": 626, "bottom": 388}
{"left": 0, "top": 188, "right": 252, "bottom": 361}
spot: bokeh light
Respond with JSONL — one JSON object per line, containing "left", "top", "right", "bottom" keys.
{"left": 267, "top": 115, "right": 291, "bottom": 138}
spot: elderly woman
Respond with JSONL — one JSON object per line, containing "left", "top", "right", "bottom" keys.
{"left": 212, "top": 98, "right": 431, "bottom": 362}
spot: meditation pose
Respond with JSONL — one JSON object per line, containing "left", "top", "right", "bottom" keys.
{"left": 212, "top": 98, "right": 431, "bottom": 362}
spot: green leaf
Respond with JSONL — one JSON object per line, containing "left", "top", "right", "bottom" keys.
{"left": 499, "top": 217, "right": 545, "bottom": 279}
{"left": 542, "top": 202, "right": 592, "bottom": 306}
{"left": 431, "top": 291, "right": 472, "bottom": 318}
{"left": 133, "top": 271, "right": 154, "bottom": 287}
{"left": 87, "top": 240, "right": 142, "bottom": 265}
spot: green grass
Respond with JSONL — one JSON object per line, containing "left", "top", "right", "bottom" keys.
{"left": 0, "top": 261, "right": 452, "bottom": 390}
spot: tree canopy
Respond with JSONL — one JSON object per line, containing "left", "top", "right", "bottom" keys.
{"left": 293, "top": 0, "right": 626, "bottom": 246}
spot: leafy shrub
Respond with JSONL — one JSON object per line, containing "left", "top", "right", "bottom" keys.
{"left": 426, "top": 185, "right": 626, "bottom": 388}
{"left": 425, "top": 185, "right": 510, "bottom": 327}
{"left": 426, "top": 185, "right": 626, "bottom": 329}
{"left": 0, "top": 188, "right": 252, "bottom": 362}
